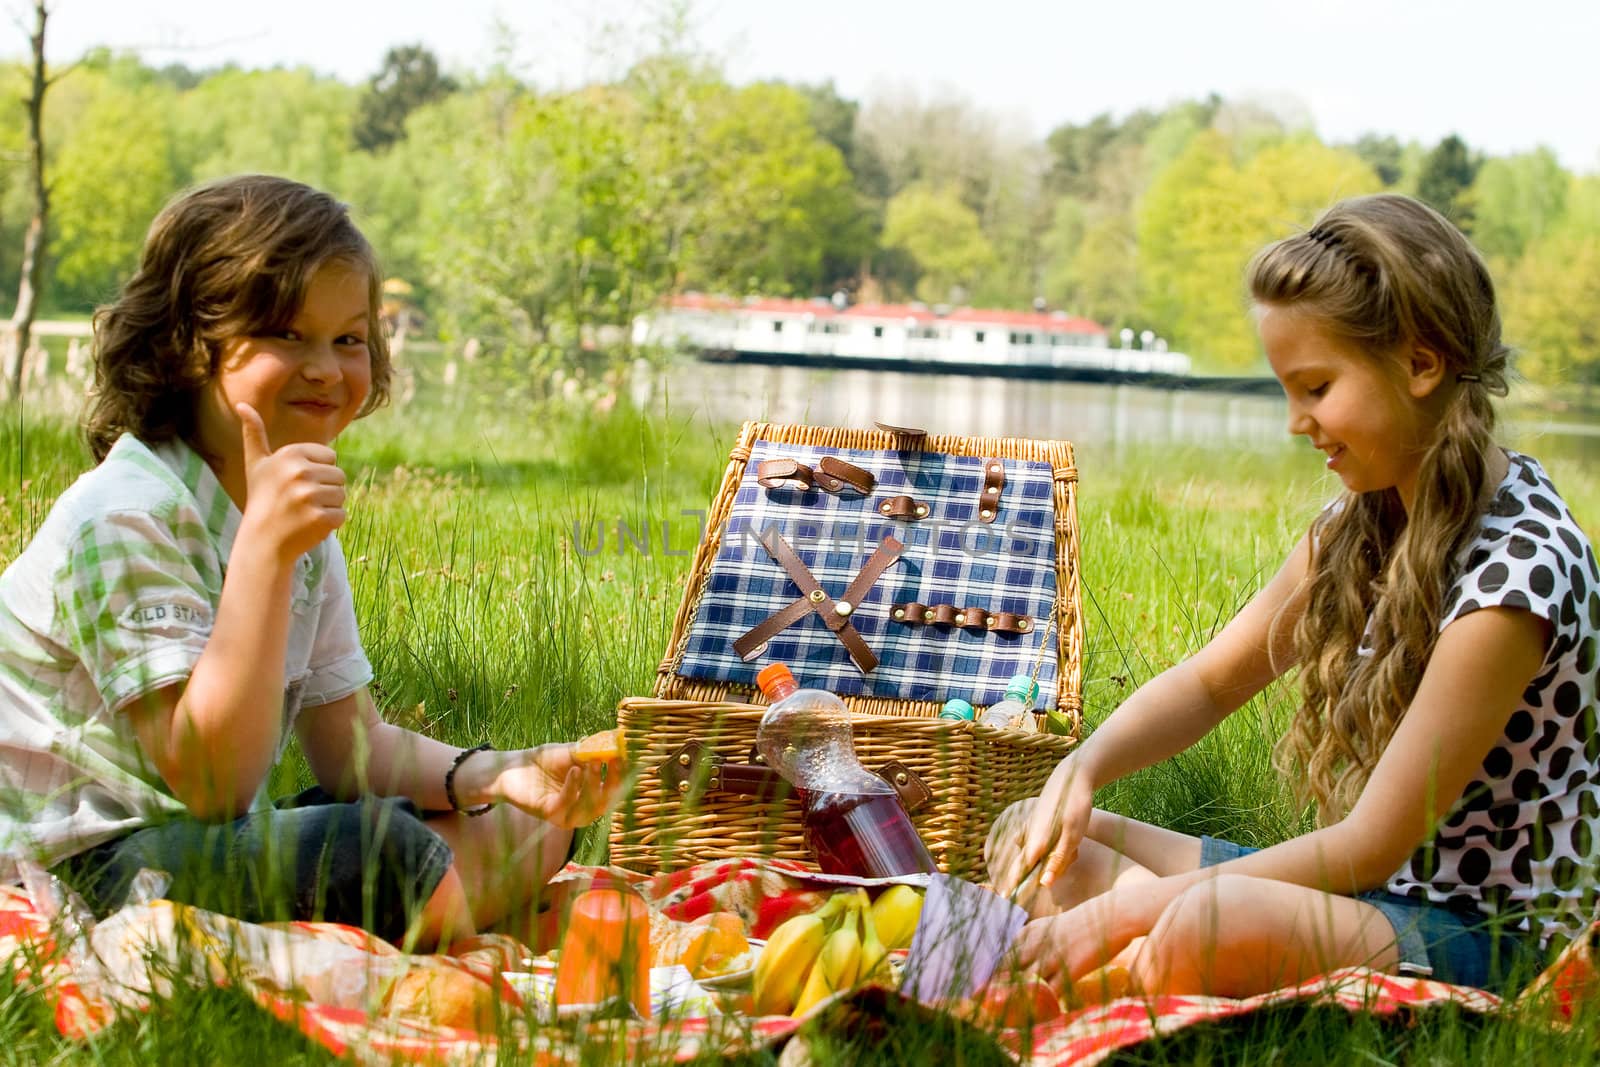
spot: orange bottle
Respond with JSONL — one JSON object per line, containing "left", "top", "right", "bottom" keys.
{"left": 555, "top": 888, "right": 653, "bottom": 1016}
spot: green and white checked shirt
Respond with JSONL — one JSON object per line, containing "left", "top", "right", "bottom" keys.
{"left": 0, "top": 434, "right": 371, "bottom": 882}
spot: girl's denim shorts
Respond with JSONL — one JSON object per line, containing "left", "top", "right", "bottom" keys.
{"left": 1200, "top": 836, "right": 1548, "bottom": 991}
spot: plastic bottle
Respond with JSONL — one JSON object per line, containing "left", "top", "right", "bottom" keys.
{"left": 938, "top": 698, "right": 975, "bottom": 721}
{"left": 976, "top": 673, "right": 1041, "bottom": 729}
{"left": 555, "top": 888, "right": 653, "bottom": 1017}
{"left": 755, "top": 663, "right": 937, "bottom": 877}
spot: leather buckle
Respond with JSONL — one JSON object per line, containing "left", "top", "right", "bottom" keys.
{"left": 978, "top": 459, "right": 1005, "bottom": 523}
{"left": 877, "top": 495, "right": 931, "bottom": 521}
{"left": 756, "top": 457, "right": 815, "bottom": 491}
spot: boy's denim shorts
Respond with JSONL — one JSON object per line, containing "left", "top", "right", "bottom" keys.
{"left": 53, "top": 787, "right": 454, "bottom": 944}
{"left": 1199, "top": 836, "right": 1548, "bottom": 991}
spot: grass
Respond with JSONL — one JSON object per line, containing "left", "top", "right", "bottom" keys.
{"left": 0, "top": 368, "right": 1596, "bottom": 1064}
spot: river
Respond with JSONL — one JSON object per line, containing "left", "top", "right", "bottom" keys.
{"left": 635, "top": 360, "right": 1600, "bottom": 465}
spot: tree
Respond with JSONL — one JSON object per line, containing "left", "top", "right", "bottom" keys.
{"left": 880, "top": 183, "right": 995, "bottom": 304}
{"left": 1416, "top": 134, "right": 1479, "bottom": 228}
{"left": 50, "top": 80, "right": 177, "bottom": 307}
{"left": 1505, "top": 195, "right": 1600, "bottom": 391}
{"left": 1349, "top": 133, "right": 1404, "bottom": 186}
{"left": 1469, "top": 148, "right": 1569, "bottom": 264}
{"left": 1139, "top": 132, "right": 1379, "bottom": 368}
{"left": 354, "top": 45, "right": 456, "bottom": 153}
{"left": 4, "top": 1, "right": 54, "bottom": 400}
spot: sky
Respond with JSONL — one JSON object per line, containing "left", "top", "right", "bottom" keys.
{"left": 19, "top": 0, "right": 1600, "bottom": 173}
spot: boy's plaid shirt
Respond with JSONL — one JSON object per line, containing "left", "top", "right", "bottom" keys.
{"left": 0, "top": 435, "right": 369, "bottom": 881}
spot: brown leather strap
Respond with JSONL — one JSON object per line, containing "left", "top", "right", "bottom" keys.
{"left": 875, "top": 421, "right": 927, "bottom": 440}
{"left": 732, "top": 598, "right": 812, "bottom": 661}
{"left": 838, "top": 535, "right": 904, "bottom": 611}
{"left": 734, "top": 532, "right": 904, "bottom": 674}
{"left": 757, "top": 457, "right": 814, "bottom": 491}
{"left": 978, "top": 459, "right": 1005, "bottom": 524}
{"left": 891, "top": 601, "right": 1034, "bottom": 634}
{"left": 877, "top": 495, "right": 930, "bottom": 521}
{"left": 814, "top": 455, "right": 876, "bottom": 495}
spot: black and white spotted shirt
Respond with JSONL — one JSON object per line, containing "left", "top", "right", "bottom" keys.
{"left": 1386, "top": 451, "right": 1599, "bottom": 945}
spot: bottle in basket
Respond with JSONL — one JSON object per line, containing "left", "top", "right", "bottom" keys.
{"left": 976, "top": 673, "right": 1040, "bottom": 729}
{"left": 755, "top": 663, "right": 937, "bottom": 878}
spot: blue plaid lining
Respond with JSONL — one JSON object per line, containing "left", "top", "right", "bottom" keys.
{"left": 677, "top": 441, "right": 1059, "bottom": 707}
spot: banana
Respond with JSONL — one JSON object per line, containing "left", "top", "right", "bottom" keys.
{"left": 856, "top": 897, "right": 889, "bottom": 983}
{"left": 752, "top": 912, "right": 827, "bottom": 1016}
{"left": 791, "top": 909, "right": 861, "bottom": 1017}
{"left": 869, "top": 884, "right": 924, "bottom": 951}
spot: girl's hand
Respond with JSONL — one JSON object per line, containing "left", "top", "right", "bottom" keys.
{"left": 236, "top": 402, "right": 347, "bottom": 562}
{"left": 491, "top": 744, "right": 628, "bottom": 828}
{"left": 994, "top": 756, "right": 1095, "bottom": 901}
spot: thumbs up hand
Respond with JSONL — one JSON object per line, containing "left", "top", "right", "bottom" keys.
{"left": 236, "top": 403, "right": 348, "bottom": 563}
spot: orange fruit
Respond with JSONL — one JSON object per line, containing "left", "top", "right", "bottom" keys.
{"left": 574, "top": 727, "right": 625, "bottom": 764}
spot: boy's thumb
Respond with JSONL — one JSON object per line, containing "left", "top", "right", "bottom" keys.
{"left": 237, "top": 403, "right": 271, "bottom": 463}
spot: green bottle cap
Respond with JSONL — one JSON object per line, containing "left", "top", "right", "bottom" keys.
{"left": 939, "top": 698, "right": 975, "bottom": 721}
{"left": 1004, "top": 673, "right": 1040, "bottom": 706}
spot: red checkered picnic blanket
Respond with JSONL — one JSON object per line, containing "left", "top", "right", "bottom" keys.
{"left": 4, "top": 860, "right": 1594, "bottom": 1065}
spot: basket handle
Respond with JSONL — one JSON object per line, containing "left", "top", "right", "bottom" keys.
{"left": 657, "top": 740, "right": 934, "bottom": 814}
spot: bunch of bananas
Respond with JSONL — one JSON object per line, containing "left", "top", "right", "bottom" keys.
{"left": 751, "top": 884, "right": 925, "bottom": 1017}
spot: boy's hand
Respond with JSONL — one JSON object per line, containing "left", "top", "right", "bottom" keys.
{"left": 237, "top": 402, "right": 347, "bottom": 561}
{"left": 491, "top": 744, "right": 629, "bottom": 828}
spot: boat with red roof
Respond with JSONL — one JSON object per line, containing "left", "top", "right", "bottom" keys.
{"left": 635, "top": 293, "right": 1208, "bottom": 385}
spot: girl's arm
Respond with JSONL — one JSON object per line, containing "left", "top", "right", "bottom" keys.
{"left": 296, "top": 688, "right": 626, "bottom": 827}
{"left": 999, "top": 533, "right": 1313, "bottom": 894}
{"left": 1015, "top": 603, "right": 1551, "bottom": 982}
{"left": 124, "top": 406, "right": 349, "bottom": 821}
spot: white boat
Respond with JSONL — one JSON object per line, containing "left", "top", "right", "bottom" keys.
{"left": 634, "top": 293, "right": 1194, "bottom": 380}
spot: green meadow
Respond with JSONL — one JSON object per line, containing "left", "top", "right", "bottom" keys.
{"left": 1, "top": 372, "right": 1596, "bottom": 1064}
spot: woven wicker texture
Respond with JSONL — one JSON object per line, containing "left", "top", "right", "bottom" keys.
{"left": 612, "top": 421, "right": 1084, "bottom": 875}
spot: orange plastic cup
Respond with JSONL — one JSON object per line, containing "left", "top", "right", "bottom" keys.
{"left": 554, "top": 888, "right": 652, "bottom": 1016}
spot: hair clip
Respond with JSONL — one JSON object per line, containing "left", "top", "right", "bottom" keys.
{"left": 1306, "top": 226, "right": 1343, "bottom": 249}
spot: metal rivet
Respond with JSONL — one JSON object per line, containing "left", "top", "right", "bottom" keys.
{"left": 678, "top": 753, "right": 691, "bottom": 766}
{"left": 835, "top": 601, "right": 854, "bottom": 617}
{"left": 881, "top": 502, "right": 891, "bottom": 513}
{"left": 986, "top": 616, "right": 997, "bottom": 626}
{"left": 808, "top": 589, "right": 826, "bottom": 603}
{"left": 985, "top": 486, "right": 999, "bottom": 496}
{"left": 989, "top": 463, "right": 1002, "bottom": 474}
{"left": 981, "top": 509, "right": 994, "bottom": 520}
{"left": 894, "top": 772, "right": 909, "bottom": 786}
{"left": 677, "top": 781, "right": 689, "bottom": 794}
{"left": 893, "top": 608, "right": 905, "bottom": 619}
{"left": 915, "top": 505, "right": 928, "bottom": 516}
{"left": 1019, "top": 618, "right": 1031, "bottom": 630}
{"left": 954, "top": 612, "right": 966, "bottom": 624}
{"left": 923, "top": 610, "right": 936, "bottom": 622}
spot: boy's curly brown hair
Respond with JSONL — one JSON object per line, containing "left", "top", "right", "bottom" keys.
{"left": 84, "top": 174, "right": 392, "bottom": 461}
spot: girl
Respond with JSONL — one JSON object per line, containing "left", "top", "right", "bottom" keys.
{"left": 990, "top": 193, "right": 1598, "bottom": 996}
{"left": 0, "top": 175, "right": 626, "bottom": 949}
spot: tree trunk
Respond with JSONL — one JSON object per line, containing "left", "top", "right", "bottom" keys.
{"left": 5, "top": 2, "right": 50, "bottom": 402}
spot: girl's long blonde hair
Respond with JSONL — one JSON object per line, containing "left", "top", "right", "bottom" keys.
{"left": 1249, "top": 194, "right": 1511, "bottom": 823}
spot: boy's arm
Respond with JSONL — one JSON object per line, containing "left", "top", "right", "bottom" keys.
{"left": 124, "top": 405, "right": 347, "bottom": 821}
{"left": 297, "top": 688, "right": 625, "bottom": 827}
{"left": 998, "top": 532, "right": 1313, "bottom": 894}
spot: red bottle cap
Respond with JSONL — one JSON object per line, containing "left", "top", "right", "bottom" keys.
{"left": 756, "top": 663, "right": 798, "bottom": 700}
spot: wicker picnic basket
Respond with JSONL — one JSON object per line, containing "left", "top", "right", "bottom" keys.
{"left": 609, "top": 421, "right": 1084, "bottom": 879}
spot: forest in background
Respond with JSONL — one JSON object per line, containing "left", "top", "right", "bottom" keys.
{"left": 2, "top": 23, "right": 1598, "bottom": 384}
